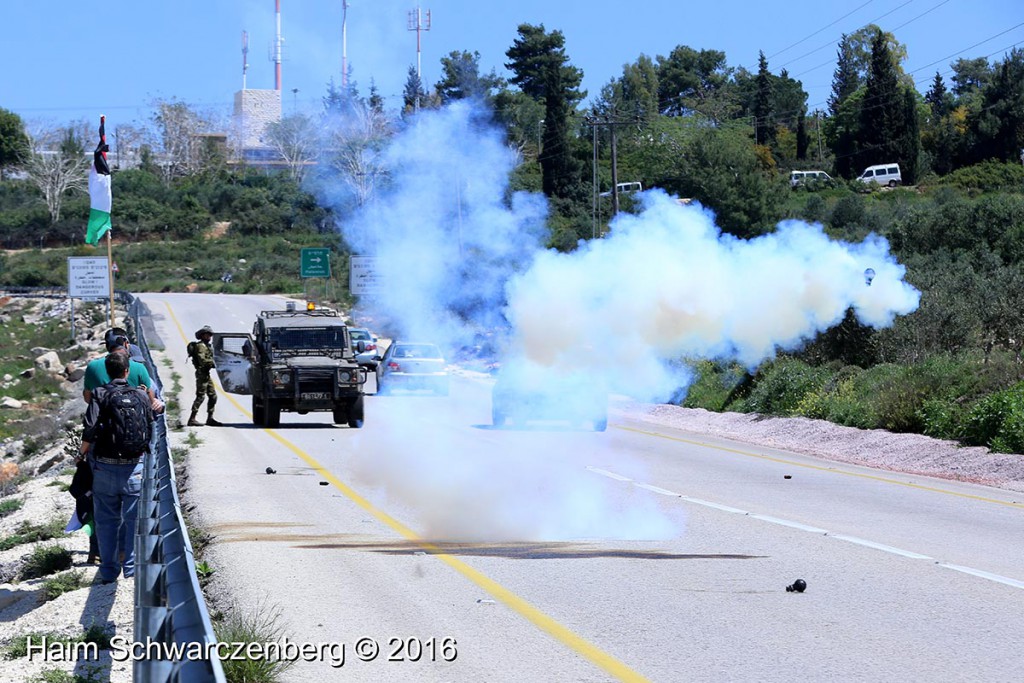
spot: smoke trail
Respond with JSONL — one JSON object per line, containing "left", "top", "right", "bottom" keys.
{"left": 505, "top": 190, "right": 921, "bottom": 402}
{"left": 317, "top": 100, "right": 547, "bottom": 346}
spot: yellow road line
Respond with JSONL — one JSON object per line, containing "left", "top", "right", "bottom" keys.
{"left": 615, "top": 424, "right": 1024, "bottom": 510}
{"left": 162, "top": 300, "right": 649, "bottom": 682}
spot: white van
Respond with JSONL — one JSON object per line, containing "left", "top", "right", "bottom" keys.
{"left": 599, "top": 181, "right": 643, "bottom": 197}
{"left": 857, "top": 164, "right": 902, "bottom": 187}
{"left": 790, "top": 170, "right": 832, "bottom": 188}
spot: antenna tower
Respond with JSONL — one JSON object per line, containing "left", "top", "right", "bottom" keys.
{"left": 406, "top": 5, "right": 431, "bottom": 80}
{"left": 273, "top": 0, "right": 283, "bottom": 90}
{"left": 241, "top": 30, "right": 250, "bottom": 90}
{"left": 342, "top": 1, "right": 350, "bottom": 88}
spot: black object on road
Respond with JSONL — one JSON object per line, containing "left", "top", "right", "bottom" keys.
{"left": 319, "top": 481, "right": 329, "bottom": 486}
{"left": 786, "top": 579, "right": 807, "bottom": 593}
{"left": 265, "top": 467, "right": 276, "bottom": 474}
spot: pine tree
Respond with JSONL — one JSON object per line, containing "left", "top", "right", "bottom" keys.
{"left": 924, "top": 72, "right": 950, "bottom": 121}
{"left": 505, "top": 24, "right": 585, "bottom": 200}
{"left": 898, "top": 88, "right": 921, "bottom": 184}
{"left": 828, "top": 34, "right": 860, "bottom": 116}
{"left": 858, "top": 29, "right": 902, "bottom": 170}
{"left": 970, "top": 48, "right": 1024, "bottom": 163}
{"left": 402, "top": 65, "right": 427, "bottom": 115}
{"left": 753, "top": 51, "right": 774, "bottom": 145}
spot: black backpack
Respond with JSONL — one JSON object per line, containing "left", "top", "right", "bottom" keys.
{"left": 186, "top": 341, "right": 199, "bottom": 365}
{"left": 98, "top": 383, "right": 151, "bottom": 458}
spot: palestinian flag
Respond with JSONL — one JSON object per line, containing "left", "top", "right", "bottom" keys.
{"left": 86, "top": 116, "right": 111, "bottom": 245}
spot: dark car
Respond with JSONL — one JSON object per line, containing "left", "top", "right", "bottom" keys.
{"left": 491, "top": 368, "right": 608, "bottom": 431}
{"left": 376, "top": 342, "right": 449, "bottom": 396}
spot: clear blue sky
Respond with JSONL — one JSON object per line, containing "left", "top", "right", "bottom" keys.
{"left": 3, "top": 0, "right": 1023, "bottom": 129}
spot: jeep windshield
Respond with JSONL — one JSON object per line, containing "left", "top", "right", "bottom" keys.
{"left": 267, "top": 327, "right": 348, "bottom": 359}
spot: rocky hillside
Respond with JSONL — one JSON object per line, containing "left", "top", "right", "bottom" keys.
{"left": 0, "top": 296, "right": 133, "bottom": 683}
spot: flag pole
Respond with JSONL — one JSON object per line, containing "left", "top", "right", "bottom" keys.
{"left": 99, "top": 114, "right": 114, "bottom": 327}
{"left": 106, "top": 231, "right": 114, "bottom": 327}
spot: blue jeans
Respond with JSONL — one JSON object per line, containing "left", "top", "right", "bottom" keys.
{"left": 90, "top": 458, "right": 143, "bottom": 582}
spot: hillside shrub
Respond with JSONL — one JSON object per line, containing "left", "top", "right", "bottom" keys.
{"left": 938, "top": 161, "right": 1024, "bottom": 192}
{"left": 736, "top": 358, "right": 830, "bottom": 416}
{"left": 962, "top": 381, "right": 1024, "bottom": 453}
{"left": 680, "top": 360, "right": 740, "bottom": 411}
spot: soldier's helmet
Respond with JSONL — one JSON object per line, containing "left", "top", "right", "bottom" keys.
{"left": 195, "top": 325, "right": 214, "bottom": 340}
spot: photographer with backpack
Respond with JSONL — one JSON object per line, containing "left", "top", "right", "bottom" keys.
{"left": 79, "top": 352, "right": 158, "bottom": 583}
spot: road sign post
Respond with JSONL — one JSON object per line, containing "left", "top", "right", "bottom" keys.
{"left": 300, "top": 248, "right": 331, "bottom": 278}
{"left": 350, "top": 256, "right": 381, "bottom": 297}
{"left": 300, "top": 248, "right": 331, "bottom": 304}
{"left": 68, "top": 256, "right": 111, "bottom": 339}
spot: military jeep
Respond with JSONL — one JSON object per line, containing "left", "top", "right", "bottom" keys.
{"left": 212, "top": 307, "right": 366, "bottom": 428}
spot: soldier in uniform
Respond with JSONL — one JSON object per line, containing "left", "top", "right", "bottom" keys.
{"left": 188, "top": 325, "right": 223, "bottom": 427}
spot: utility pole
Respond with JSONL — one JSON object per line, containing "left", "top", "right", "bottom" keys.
{"left": 407, "top": 5, "right": 431, "bottom": 112}
{"left": 585, "top": 116, "right": 638, "bottom": 228}
{"left": 591, "top": 124, "right": 597, "bottom": 239}
{"left": 816, "top": 110, "right": 823, "bottom": 164}
{"left": 610, "top": 126, "right": 619, "bottom": 217}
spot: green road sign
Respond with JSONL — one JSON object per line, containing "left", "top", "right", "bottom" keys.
{"left": 300, "top": 248, "right": 331, "bottom": 278}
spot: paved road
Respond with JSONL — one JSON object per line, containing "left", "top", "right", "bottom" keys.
{"left": 140, "top": 293, "right": 1024, "bottom": 682}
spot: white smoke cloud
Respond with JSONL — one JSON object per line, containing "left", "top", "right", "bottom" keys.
{"left": 314, "top": 102, "right": 919, "bottom": 542}
{"left": 328, "top": 100, "right": 546, "bottom": 346}
{"left": 505, "top": 191, "right": 921, "bottom": 401}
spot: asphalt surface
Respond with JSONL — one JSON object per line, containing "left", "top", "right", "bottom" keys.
{"left": 140, "top": 293, "right": 1024, "bottom": 682}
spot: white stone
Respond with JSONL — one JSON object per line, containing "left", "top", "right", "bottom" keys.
{"left": 0, "top": 397, "right": 22, "bottom": 409}
{"left": 34, "top": 352, "right": 62, "bottom": 374}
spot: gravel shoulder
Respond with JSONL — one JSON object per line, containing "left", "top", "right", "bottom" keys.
{"left": 612, "top": 399, "right": 1024, "bottom": 493}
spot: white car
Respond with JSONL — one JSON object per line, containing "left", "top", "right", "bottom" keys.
{"left": 857, "top": 164, "right": 902, "bottom": 187}
{"left": 790, "top": 170, "right": 833, "bottom": 188}
{"left": 375, "top": 342, "right": 449, "bottom": 396}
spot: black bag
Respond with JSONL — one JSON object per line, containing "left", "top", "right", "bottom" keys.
{"left": 98, "top": 383, "right": 151, "bottom": 458}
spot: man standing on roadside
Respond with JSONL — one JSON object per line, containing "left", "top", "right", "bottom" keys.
{"left": 79, "top": 353, "right": 158, "bottom": 583}
{"left": 83, "top": 332, "right": 163, "bottom": 413}
{"left": 188, "top": 325, "right": 222, "bottom": 426}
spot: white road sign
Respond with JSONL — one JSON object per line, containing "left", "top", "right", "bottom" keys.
{"left": 68, "top": 257, "right": 110, "bottom": 299}
{"left": 350, "top": 256, "right": 382, "bottom": 296}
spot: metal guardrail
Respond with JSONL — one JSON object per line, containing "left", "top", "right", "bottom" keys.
{"left": 123, "top": 293, "right": 226, "bottom": 682}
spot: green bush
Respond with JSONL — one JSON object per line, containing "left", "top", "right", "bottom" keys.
{"left": 41, "top": 570, "right": 87, "bottom": 601}
{"left": 938, "top": 161, "right": 1024, "bottom": 192}
{"left": 962, "top": 381, "right": 1024, "bottom": 453}
{"left": 793, "top": 365, "right": 877, "bottom": 428}
{"left": 0, "top": 497, "right": 23, "bottom": 518}
{"left": 737, "top": 358, "right": 830, "bottom": 416}
{"left": 215, "top": 601, "right": 295, "bottom": 683}
{"left": 0, "top": 518, "right": 67, "bottom": 551}
{"left": 21, "top": 544, "right": 73, "bottom": 580}
{"left": 680, "top": 360, "right": 739, "bottom": 411}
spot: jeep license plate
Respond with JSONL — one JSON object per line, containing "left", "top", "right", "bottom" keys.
{"left": 300, "top": 392, "right": 331, "bottom": 401}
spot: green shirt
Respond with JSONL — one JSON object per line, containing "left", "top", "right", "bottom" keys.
{"left": 83, "top": 357, "right": 152, "bottom": 392}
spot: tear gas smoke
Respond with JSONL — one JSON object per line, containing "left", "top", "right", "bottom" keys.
{"left": 505, "top": 192, "right": 921, "bottom": 402}
{"left": 313, "top": 101, "right": 919, "bottom": 542}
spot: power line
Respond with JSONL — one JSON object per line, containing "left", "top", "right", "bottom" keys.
{"left": 791, "top": 0, "right": 955, "bottom": 78}
{"left": 767, "top": 0, "right": 876, "bottom": 61}
{"left": 905, "top": 21, "right": 1024, "bottom": 76}
{"left": 778, "top": 0, "right": 915, "bottom": 71}
{"left": 890, "top": 0, "right": 951, "bottom": 32}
